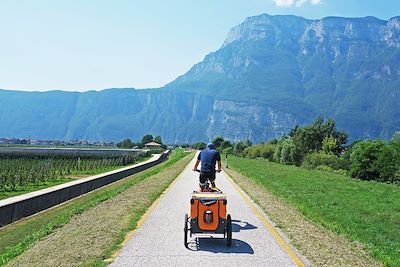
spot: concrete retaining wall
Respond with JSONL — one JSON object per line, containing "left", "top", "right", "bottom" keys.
{"left": 0, "top": 151, "right": 170, "bottom": 227}
{"left": 0, "top": 147, "right": 146, "bottom": 156}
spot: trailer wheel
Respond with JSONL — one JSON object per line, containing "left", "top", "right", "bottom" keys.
{"left": 184, "top": 213, "right": 189, "bottom": 248}
{"left": 226, "top": 214, "right": 232, "bottom": 247}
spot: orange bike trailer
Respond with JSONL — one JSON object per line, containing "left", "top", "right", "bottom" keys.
{"left": 184, "top": 191, "right": 232, "bottom": 247}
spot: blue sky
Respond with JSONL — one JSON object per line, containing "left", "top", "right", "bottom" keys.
{"left": 0, "top": 0, "right": 399, "bottom": 91}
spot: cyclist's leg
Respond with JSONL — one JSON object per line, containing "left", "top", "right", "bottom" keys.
{"left": 199, "top": 172, "right": 207, "bottom": 191}
{"left": 209, "top": 172, "right": 216, "bottom": 188}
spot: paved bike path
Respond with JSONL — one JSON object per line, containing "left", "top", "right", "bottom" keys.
{"left": 110, "top": 155, "right": 305, "bottom": 266}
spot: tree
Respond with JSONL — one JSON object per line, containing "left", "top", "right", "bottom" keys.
{"left": 349, "top": 140, "right": 399, "bottom": 182}
{"left": 117, "top": 139, "right": 134, "bottom": 149}
{"left": 349, "top": 140, "right": 382, "bottom": 181}
{"left": 375, "top": 144, "right": 399, "bottom": 182}
{"left": 260, "top": 144, "right": 275, "bottom": 161}
{"left": 322, "top": 136, "right": 337, "bottom": 154}
{"left": 273, "top": 138, "right": 302, "bottom": 166}
{"left": 267, "top": 138, "right": 278, "bottom": 145}
{"left": 212, "top": 136, "right": 225, "bottom": 150}
{"left": 291, "top": 117, "right": 348, "bottom": 156}
{"left": 392, "top": 131, "right": 400, "bottom": 154}
{"left": 232, "top": 140, "right": 252, "bottom": 156}
{"left": 222, "top": 147, "right": 233, "bottom": 155}
{"left": 192, "top": 142, "right": 206, "bottom": 150}
{"left": 220, "top": 140, "right": 232, "bottom": 151}
{"left": 302, "top": 151, "right": 344, "bottom": 170}
{"left": 392, "top": 131, "right": 400, "bottom": 143}
{"left": 141, "top": 134, "right": 153, "bottom": 144}
{"left": 242, "top": 143, "right": 275, "bottom": 161}
{"left": 154, "top": 136, "right": 162, "bottom": 144}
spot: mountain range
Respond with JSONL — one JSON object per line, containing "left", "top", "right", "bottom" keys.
{"left": 1, "top": 14, "right": 399, "bottom": 143}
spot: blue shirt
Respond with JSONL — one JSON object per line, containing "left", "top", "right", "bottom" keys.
{"left": 198, "top": 148, "right": 221, "bottom": 173}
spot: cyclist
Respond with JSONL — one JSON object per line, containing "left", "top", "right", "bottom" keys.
{"left": 193, "top": 142, "right": 221, "bottom": 191}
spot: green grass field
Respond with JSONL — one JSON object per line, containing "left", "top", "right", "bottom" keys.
{"left": 227, "top": 155, "right": 400, "bottom": 267}
{"left": 0, "top": 149, "right": 189, "bottom": 266}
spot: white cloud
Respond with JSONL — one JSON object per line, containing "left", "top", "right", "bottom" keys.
{"left": 273, "top": 0, "right": 322, "bottom": 7}
{"left": 295, "top": 0, "right": 307, "bottom": 7}
{"left": 273, "top": 0, "right": 294, "bottom": 7}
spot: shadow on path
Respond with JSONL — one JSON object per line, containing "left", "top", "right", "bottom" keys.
{"left": 187, "top": 220, "right": 256, "bottom": 254}
{"left": 232, "top": 220, "right": 257, "bottom": 233}
{"left": 188, "top": 238, "right": 254, "bottom": 254}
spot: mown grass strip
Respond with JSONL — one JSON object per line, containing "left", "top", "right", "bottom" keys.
{"left": 226, "top": 155, "right": 400, "bottom": 267}
{"left": 0, "top": 150, "right": 188, "bottom": 266}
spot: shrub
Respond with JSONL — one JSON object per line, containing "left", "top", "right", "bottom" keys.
{"left": 302, "top": 151, "right": 344, "bottom": 170}
{"left": 243, "top": 146, "right": 259, "bottom": 159}
{"left": 192, "top": 142, "right": 206, "bottom": 150}
{"left": 290, "top": 117, "right": 348, "bottom": 156}
{"left": 333, "top": 169, "right": 348, "bottom": 176}
{"left": 273, "top": 138, "right": 302, "bottom": 166}
{"left": 316, "top": 165, "right": 333, "bottom": 172}
{"left": 232, "top": 140, "right": 252, "bottom": 157}
{"left": 349, "top": 140, "right": 399, "bottom": 182}
{"left": 260, "top": 144, "right": 275, "bottom": 161}
{"left": 222, "top": 147, "right": 233, "bottom": 155}
{"left": 273, "top": 142, "right": 283, "bottom": 163}
{"left": 375, "top": 144, "right": 399, "bottom": 182}
{"left": 349, "top": 141, "right": 383, "bottom": 181}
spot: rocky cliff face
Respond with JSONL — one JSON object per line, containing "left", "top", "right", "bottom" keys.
{"left": 166, "top": 14, "right": 400, "bottom": 141}
{"left": 206, "top": 99, "right": 299, "bottom": 141}
{"left": 0, "top": 14, "right": 399, "bottom": 143}
{"left": 0, "top": 89, "right": 300, "bottom": 143}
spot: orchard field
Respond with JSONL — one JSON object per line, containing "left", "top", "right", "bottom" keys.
{"left": 0, "top": 150, "right": 149, "bottom": 199}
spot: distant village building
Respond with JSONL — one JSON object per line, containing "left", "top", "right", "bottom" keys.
{"left": 0, "top": 138, "right": 28, "bottom": 144}
{"left": 144, "top": 141, "right": 162, "bottom": 148}
{"left": 30, "top": 140, "right": 51, "bottom": 146}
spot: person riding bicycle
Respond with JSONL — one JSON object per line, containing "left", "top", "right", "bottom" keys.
{"left": 193, "top": 142, "right": 221, "bottom": 191}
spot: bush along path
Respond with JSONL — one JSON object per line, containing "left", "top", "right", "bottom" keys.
{"left": 0, "top": 149, "right": 192, "bottom": 267}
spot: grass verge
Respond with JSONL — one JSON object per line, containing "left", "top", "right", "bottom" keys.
{"left": 225, "top": 155, "right": 399, "bottom": 267}
{"left": 0, "top": 149, "right": 191, "bottom": 266}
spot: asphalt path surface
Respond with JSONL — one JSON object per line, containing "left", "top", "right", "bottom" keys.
{"left": 110, "top": 155, "right": 305, "bottom": 266}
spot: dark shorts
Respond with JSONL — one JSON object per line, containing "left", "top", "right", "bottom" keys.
{"left": 199, "top": 171, "right": 216, "bottom": 184}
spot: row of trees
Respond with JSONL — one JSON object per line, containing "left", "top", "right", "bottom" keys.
{"left": 117, "top": 134, "right": 164, "bottom": 149}
{"left": 194, "top": 118, "right": 400, "bottom": 183}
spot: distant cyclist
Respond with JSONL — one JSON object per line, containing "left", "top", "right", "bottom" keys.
{"left": 193, "top": 142, "right": 221, "bottom": 190}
